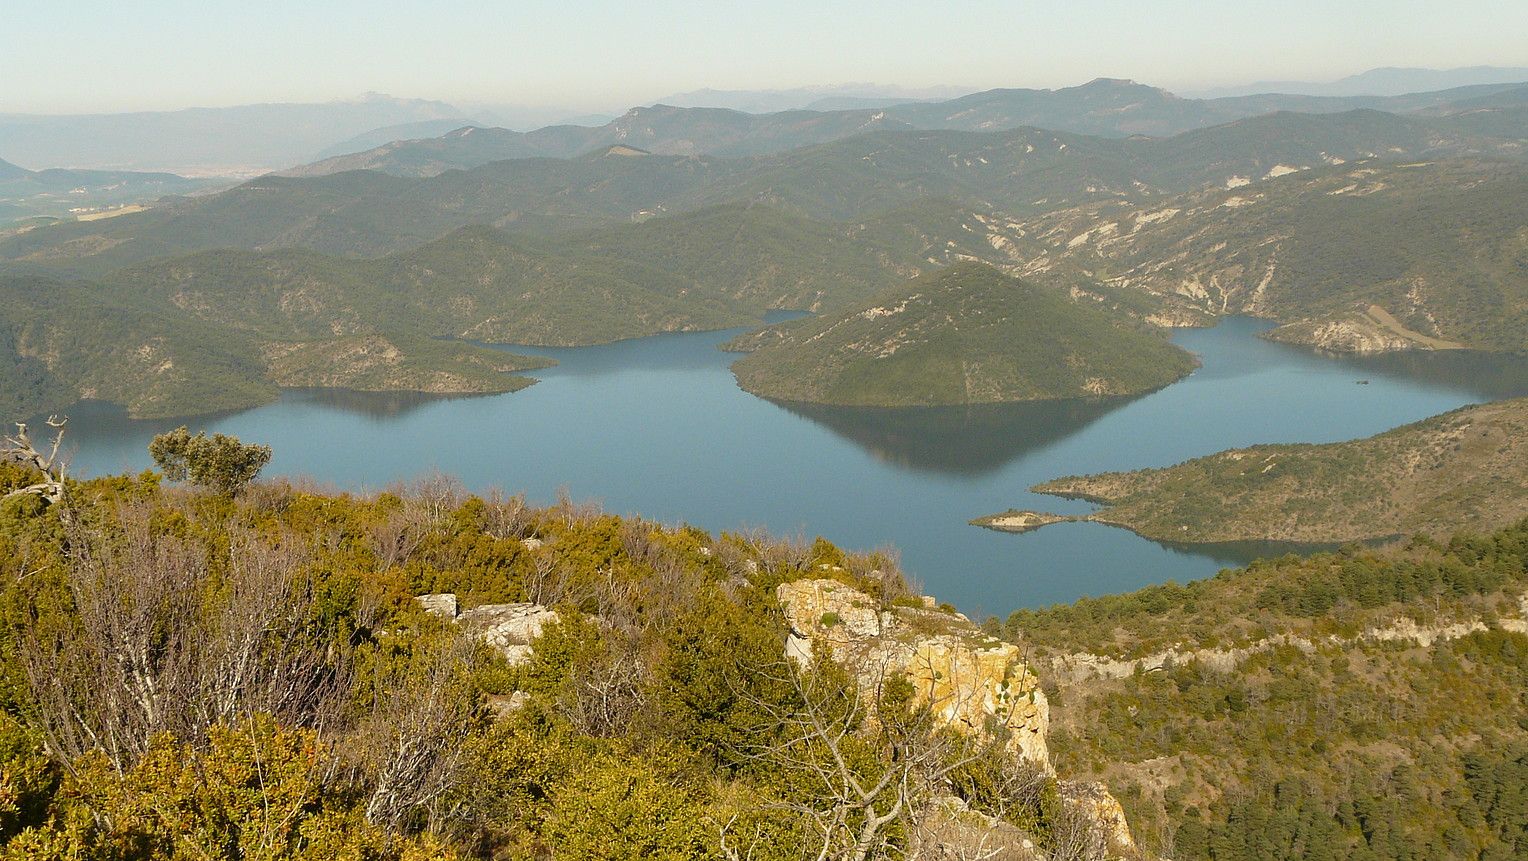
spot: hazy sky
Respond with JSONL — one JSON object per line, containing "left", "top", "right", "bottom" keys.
{"left": 5, "top": 0, "right": 1527, "bottom": 113}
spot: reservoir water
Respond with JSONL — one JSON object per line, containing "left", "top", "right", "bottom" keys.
{"left": 54, "top": 318, "right": 1528, "bottom": 617}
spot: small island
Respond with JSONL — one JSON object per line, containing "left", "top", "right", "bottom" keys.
{"left": 969, "top": 509, "right": 1084, "bottom": 533}
{"left": 730, "top": 263, "right": 1198, "bottom": 407}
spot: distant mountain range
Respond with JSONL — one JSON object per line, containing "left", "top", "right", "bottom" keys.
{"left": 311, "top": 119, "right": 481, "bottom": 161}
{"left": 654, "top": 83, "right": 967, "bottom": 114}
{"left": 1191, "top": 65, "right": 1528, "bottom": 99}
{"left": 7, "top": 70, "right": 1527, "bottom": 180}
{"left": 9, "top": 100, "right": 1525, "bottom": 273}
{"left": 0, "top": 93, "right": 463, "bottom": 175}
{"left": 284, "top": 78, "right": 1528, "bottom": 179}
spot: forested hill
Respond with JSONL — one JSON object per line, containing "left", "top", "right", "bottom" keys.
{"left": 0, "top": 203, "right": 982, "bottom": 418}
{"left": 1022, "top": 397, "right": 1528, "bottom": 544}
{"left": 7, "top": 106, "right": 1523, "bottom": 271}
{"left": 2, "top": 83, "right": 1525, "bottom": 423}
{"left": 0, "top": 268, "right": 553, "bottom": 420}
{"left": 730, "top": 263, "right": 1198, "bottom": 407}
{"left": 1021, "top": 159, "right": 1528, "bottom": 354}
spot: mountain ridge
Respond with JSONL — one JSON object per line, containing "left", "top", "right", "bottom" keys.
{"left": 281, "top": 79, "right": 1528, "bottom": 178}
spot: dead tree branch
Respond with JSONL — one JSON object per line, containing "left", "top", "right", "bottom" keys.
{"left": 3, "top": 416, "right": 68, "bottom": 505}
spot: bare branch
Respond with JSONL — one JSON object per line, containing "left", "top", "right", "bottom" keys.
{"left": 2, "top": 416, "right": 68, "bottom": 505}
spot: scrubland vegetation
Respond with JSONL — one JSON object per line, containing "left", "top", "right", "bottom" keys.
{"left": 0, "top": 429, "right": 1099, "bottom": 860}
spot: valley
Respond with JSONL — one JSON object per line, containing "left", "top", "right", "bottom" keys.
{"left": 3, "top": 72, "right": 1526, "bottom": 576}
{"left": 46, "top": 316, "right": 1528, "bottom": 616}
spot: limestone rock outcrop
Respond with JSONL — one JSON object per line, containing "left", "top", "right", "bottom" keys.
{"left": 776, "top": 578, "right": 1051, "bottom": 768}
{"left": 1060, "top": 780, "right": 1138, "bottom": 857}
{"left": 414, "top": 593, "right": 459, "bottom": 619}
{"left": 457, "top": 603, "right": 561, "bottom": 666}
{"left": 412, "top": 593, "right": 559, "bottom": 667}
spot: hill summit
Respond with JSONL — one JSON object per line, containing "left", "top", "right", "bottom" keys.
{"left": 730, "top": 263, "right": 1198, "bottom": 407}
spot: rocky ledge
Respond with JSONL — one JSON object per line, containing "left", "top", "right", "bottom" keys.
{"left": 778, "top": 577, "right": 1052, "bottom": 767}
{"left": 776, "top": 578, "right": 1140, "bottom": 855}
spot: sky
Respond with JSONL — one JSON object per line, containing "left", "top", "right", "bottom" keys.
{"left": 4, "top": 0, "right": 1527, "bottom": 114}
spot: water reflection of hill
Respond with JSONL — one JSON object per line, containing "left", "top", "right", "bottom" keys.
{"left": 1146, "top": 534, "right": 1398, "bottom": 571}
{"left": 771, "top": 396, "right": 1139, "bottom": 476}
{"left": 1338, "top": 350, "right": 1528, "bottom": 401}
{"left": 288, "top": 388, "right": 466, "bottom": 419}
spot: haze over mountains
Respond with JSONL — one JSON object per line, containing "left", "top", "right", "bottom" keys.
{"left": 4, "top": 65, "right": 1526, "bottom": 181}
{"left": 1192, "top": 64, "right": 1528, "bottom": 99}
{"left": 280, "top": 77, "right": 1528, "bottom": 179}
{"left": 0, "top": 93, "right": 463, "bottom": 175}
{"left": 654, "top": 83, "right": 968, "bottom": 113}
{"left": 0, "top": 156, "right": 218, "bottom": 226}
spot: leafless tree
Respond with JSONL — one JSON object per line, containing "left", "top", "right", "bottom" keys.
{"left": 21, "top": 502, "right": 347, "bottom": 775}
{"left": 552, "top": 487, "right": 603, "bottom": 529}
{"left": 723, "top": 660, "right": 984, "bottom": 861}
{"left": 561, "top": 633, "right": 650, "bottom": 738}
{"left": 194, "top": 530, "right": 346, "bottom": 732}
{"left": 1044, "top": 802, "right": 1108, "bottom": 861}
{"left": 358, "top": 633, "right": 480, "bottom": 832}
{"left": 408, "top": 471, "right": 465, "bottom": 524}
{"left": 2, "top": 416, "right": 68, "bottom": 505}
{"left": 524, "top": 549, "right": 569, "bottom": 606}
{"left": 370, "top": 507, "right": 430, "bottom": 571}
{"left": 478, "top": 489, "right": 532, "bottom": 540}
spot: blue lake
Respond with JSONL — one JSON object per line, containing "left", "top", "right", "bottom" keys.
{"left": 55, "top": 317, "right": 1528, "bottom": 618}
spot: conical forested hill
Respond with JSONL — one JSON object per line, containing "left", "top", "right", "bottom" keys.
{"left": 731, "top": 262, "right": 1198, "bottom": 406}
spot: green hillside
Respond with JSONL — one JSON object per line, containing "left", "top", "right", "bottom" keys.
{"left": 1020, "top": 398, "right": 1528, "bottom": 543}
{"left": 730, "top": 263, "right": 1198, "bottom": 406}
{"left": 4, "top": 202, "right": 989, "bottom": 418}
{"left": 103, "top": 204, "right": 926, "bottom": 347}
{"left": 0, "top": 272, "right": 275, "bottom": 419}
{"left": 0, "top": 463, "right": 1139, "bottom": 860}
{"left": 1004, "top": 519, "right": 1528, "bottom": 860}
{"left": 0, "top": 270, "right": 551, "bottom": 419}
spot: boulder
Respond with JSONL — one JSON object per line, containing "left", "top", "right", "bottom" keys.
{"left": 456, "top": 602, "right": 561, "bottom": 666}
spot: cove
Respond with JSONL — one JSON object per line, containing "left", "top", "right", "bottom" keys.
{"left": 53, "top": 318, "right": 1528, "bottom": 618}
